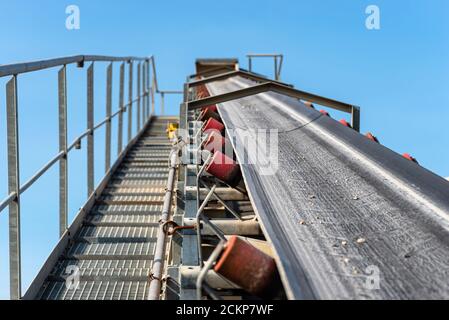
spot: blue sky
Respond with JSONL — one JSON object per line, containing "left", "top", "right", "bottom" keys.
{"left": 0, "top": 0, "right": 448, "bottom": 299}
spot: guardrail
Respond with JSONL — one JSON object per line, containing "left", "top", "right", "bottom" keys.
{"left": 247, "top": 53, "right": 284, "bottom": 81}
{"left": 0, "top": 54, "right": 181, "bottom": 299}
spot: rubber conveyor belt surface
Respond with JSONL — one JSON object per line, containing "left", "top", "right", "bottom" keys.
{"left": 206, "top": 76, "right": 449, "bottom": 300}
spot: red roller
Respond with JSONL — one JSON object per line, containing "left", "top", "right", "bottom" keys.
{"left": 203, "top": 105, "right": 218, "bottom": 113}
{"left": 204, "top": 131, "right": 228, "bottom": 154}
{"left": 339, "top": 119, "right": 352, "bottom": 128}
{"left": 203, "top": 118, "right": 225, "bottom": 134}
{"left": 403, "top": 153, "right": 419, "bottom": 164}
{"left": 303, "top": 101, "right": 315, "bottom": 109}
{"left": 200, "top": 107, "right": 221, "bottom": 122}
{"left": 214, "top": 236, "right": 281, "bottom": 299}
{"left": 365, "top": 132, "right": 380, "bottom": 143}
{"left": 320, "top": 110, "right": 330, "bottom": 117}
{"left": 205, "top": 151, "right": 241, "bottom": 186}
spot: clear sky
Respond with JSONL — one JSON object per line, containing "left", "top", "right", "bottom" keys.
{"left": 0, "top": 0, "right": 448, "bottom": 299}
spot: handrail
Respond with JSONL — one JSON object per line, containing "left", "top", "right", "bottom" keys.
{"left": 247, "top": 53, "right": 284, "bottom": 81}
{"left": 0, "top": 81, "right": 149, "bottom": 213}
{"left": 0, "top": 54, "right": 180, "bottom": 300}
{"left": 0, "top": 55, "right": 148, "bottom": 78}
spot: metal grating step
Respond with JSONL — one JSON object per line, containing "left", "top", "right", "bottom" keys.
{"left": 85, "top": 214, "right": 161, "bottom": 225}
{"left": 116, "top": 168, "right": 169, "bottom": 174}
{"left": 38, "top": 280, "right": 149, "bottom": 300}
{"left": 113, "top": 172, "right": 169, "bottom": 180}
{"left": 65, "top": 242, "right": 156, "bottom": 259}
{"left": 98, "top": 195, "right": 164, "bottom": 205}
{"left": 91, "top": 204, "right": 164, "bottom": 215}
{"left": 77, "top": 225, "right": 158, "bottom": 239}
{"left": 104, "top": 186, "right": 165, "bottom": 194}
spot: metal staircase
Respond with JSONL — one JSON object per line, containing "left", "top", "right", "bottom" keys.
{"left": 33, "top": 117, "right": 177, "bottom": 300}
{"left": 0, "top": 55, "right": 182, "bottom": 300}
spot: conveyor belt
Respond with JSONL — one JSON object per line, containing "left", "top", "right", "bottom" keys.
{"left": 207, "top": 76, "right": 449, "bottom": 300}
{"left": 30, "top": 117, "right": 177, "bottom": 300}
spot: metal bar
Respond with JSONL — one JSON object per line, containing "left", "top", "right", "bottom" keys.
{"left": 188, "top": 70, "right": 291, "bottom": 88}
{"left": 274, "top": 56, "right": 279, "bottom": 81}
{"left": 0, "top": 193, "right": 16, "bottom": 214}
{"left": 278, "top": 55, "right": 284, "bottom": 79}
{"left": 247, "top": 53, "right": 283, "bottom": 57}
{"left": 186, "top": 218, "right": 261, "bottom": 236}
{"left": 150, "top": 56, "right": 159, "bottom": 93}
{"left": 58, "top": 66, "right": 68, "bottom": 237}
{"left": 142, "top": 62, "right": 146, "bottom": 125}
{"left": 199, "top": 181, "right": 243, "bottom": 220}
{"left": 151, "top": 74, "right": 156, "bottom": 115}
{"left": 0, "top": 55, "right": 150, "bottom": 78}
{"left": 189, "top": 65, "right": 236, "bottom": 80}
{"left": 196, "top": 240, "right": 226, "bottom": 300}
{"left": 6, "top": 75, "right": 21, "bottom": 300}
{"left": 128, "top": 61, "right": 133, "bottom": 142}
{"left": 87, "top": 63, "right": 95, "bottom": 197}
{"left": 351, "top": 106, "right": 361, "bottom": 133}
{"left": 188, "top": 81, "right": 355, "bottom": 115}
{"left": 248, "top": 57, "right": 252, "bottom": 72}
{"left": 0, "top": 56, "right": 84, "bottom": 78}
{"left": 105, "top": 63, "right": 113, "bottom": 173}
{"left": 148, "top": 148, "right": 179, "bottom": 300}
{"left": 161, "top": 92, "right": 165, "bottom": 115}
{"left": 180, "top": 266, "right": 240, "bottom": 290}
{"left": 118, "top": 63, "right": 125, "bottom": 155}
{"left": 146, "top": 60, "right": 151, "bottom": 119}
{"left": 137, "top": 63, "right": 141, "bottom": 132}
{"left": 21, "top": 152, "right": 65, "bottom": 194}
{"left": 196, "top": 185, "right": 217, "bottom": 267}
{"left": 160, "top": 90, "right": 183, "bottom": 94}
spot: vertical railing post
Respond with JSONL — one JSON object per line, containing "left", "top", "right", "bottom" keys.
{"left": 105, "top": 63, "right": 113, "bottom": 172}
{"left": 118, "top": 63, "right": 125, "bottom": 156}
{"left": 161, "top": 92, "right": 165, "bottom": 116}
{"left": 142, "top": 62, "right": 147, "bottom": 126}
{"left": 146, "top": 60, "right": 151, "bottom": 120}
{"left": 142, "top": 62, "right": 146, "bottom": 126}
{"left": 274, "top": 56, "right": 279, "bottom": 81}
{"left": 151, "top": 72, "right": 156, "bottom": 116}
{"left": 6, "top": 75, "right": 21, "bottom": 300}
{"left": 58, "top": 66, "right": 68, "bottom": 237}
{"left": 87, "top": 63, "right": 95, "bottom": 197}
{"left": 137, "top": 62, "right": 141, "bottom": 132}
{"left": 351, "top": 106, "right": 361, "bottom": 133}
{"left": 128, "top": 61, "right": 134, "bottom": 142}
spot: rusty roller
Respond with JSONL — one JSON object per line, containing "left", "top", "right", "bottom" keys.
{"left": 403, "top": 153, "right": 419, "bottom": 164}
{"left": 303, "top": 101, "right": 315, "bottom": 109}
{"left": 339, "top": 119, "right": 352, "bottom": 128}
{"left": 205, "top": 151, "right": 242, "bottom": 187}
{"left": 365, "top": 132, "right": 380, "bottom": 143}
{"left": 320, "top": 109, "right": 330, "bottom": 117}
{"left": 214, "top": 236, "right": 282, "bottom": 299}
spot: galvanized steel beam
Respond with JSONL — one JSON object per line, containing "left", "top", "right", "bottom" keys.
{"left": 58, "top": 66, "right": 68, "bottom": 237}
{"left": 105, "top": 63, "right": 113, "bottom": 173}
{"left": 6, "top": 76, "right": 22, "bottom": 300}
{"left": 118, "top": 63, "right": 125, "bottom": 156}
{"left": 87, "top": 63, "right": 95, "bottom": 197}
{"left": 188, "top": 80, "right": 360, "bottom": 132}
